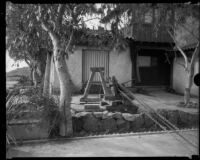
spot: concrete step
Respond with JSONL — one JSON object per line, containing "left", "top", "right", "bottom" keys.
{"left": 84, "top": 104, "right": 100, "bottom": 109}
{"left": 80, "top": 97, "right": 101, "bottom": 102}
{"left": 84, "top": 104, "right": 104, "bottom": 112}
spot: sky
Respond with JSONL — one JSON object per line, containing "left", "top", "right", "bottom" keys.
{"left": 6, "top": 51, "right": 28, "bottom": 72}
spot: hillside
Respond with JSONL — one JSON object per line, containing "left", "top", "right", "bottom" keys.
{"left": 6, "top": 67, "right": 30, "bottom": 78}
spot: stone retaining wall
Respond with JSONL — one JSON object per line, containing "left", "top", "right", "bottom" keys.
{"left": 72, "top": 109, "right": 199, "bottom": 136}
{"left": 8, "top": 109, "right": 198, "bottom": 140}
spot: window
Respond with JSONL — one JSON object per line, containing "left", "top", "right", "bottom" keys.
{"left": 138, "top": 56, "right": 151, "bottom": 67}
{"left": 138, "top": 56, "right": 158, "bottom": 67}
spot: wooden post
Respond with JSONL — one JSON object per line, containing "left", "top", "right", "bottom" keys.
{"left": 81, "top": 71, "right": 96, "bottom": 99}
{"left": 80, "top": 67, "right": 114, "bottom": 102}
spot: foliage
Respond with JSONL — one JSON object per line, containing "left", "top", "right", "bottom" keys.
{"left": 100, "top": 3, "right": 153, "bottom": 51}
{"left": 174, "top": 16, "right": 199, "bottom": 48}
{"left": 6, "top": 86, "right": 61, "bottom": 141}
{"left": 100, "top": 3, "right": 199, "bottom": 106}
{"left": 37, "top": 4, "right": 104, "bottom": 54}
{"left": 6, "top": 3, "right": 51, "bottom": 59}
{"left": 29, "top": 93, "right": 61, "bottom": 137}
{"left": 6, "top": 3, "right": 49, "bottom": 80}
{"left": 18, "top": 75, "right": 30, "bottom": 85}
{"left": 6, "top": 89, "right": 21, "bottom": 148}
{"left": 100, "top": 3, "right": 199, "bottom": 50}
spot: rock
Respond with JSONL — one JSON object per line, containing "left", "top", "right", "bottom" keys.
{"left": 102, "top": 111, "right": 113, "bottom": 119}
{"left": 107, "top": 112, "right": 114, "bottom": 117}
{"left": 167, "top": 110, "right": 178, "bottom": 126}
{"left": 122, "top": 113, "right": 136, "bottom": 121}
{"left": 71, "top": 109, "right": 76, "bottom": 117}
{"left": 143, "top": 114, "right": 154, "bottom": 128}
{"left": 72, "top": 117, "right": 83, "bottom": 133}
{"left": 102, "top": 118, "right": 117, "bottom": 133}
{"left": 93, "top": 112, "right": 103, "bottom": 119}
{"left": 186, "top": 113, "right": 198, "bottom": 127}
{"left": 103, "top": 110, "right": 108, "bottom": 114}
{"left": 83, "top": 114, "right": 99, "bottom": 132}
{"left": 178, "top": 110, "right": 188, "bottom": 127}
{"left": 116, "top": 119, "right": 130, "bottom": 132}
{"left": 75, "top": 112, "right": 91, "bottom": 118}
{"left": 112, "top": 112, "right": 122, "bottom": 119}
{"left": 130, "top": 114, "right": 144, "bottom": 131}
{"left": 137, "top": 107, "right": 144, "bottom": 114}
{"left": 78, "top": 130, "right": 88, "bottom": 137}
{"left": 157, "top": 109, "right": 168, "bottom": 119}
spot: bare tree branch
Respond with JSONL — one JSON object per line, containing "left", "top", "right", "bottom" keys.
{"left": 65, "top": 29, "right": 74, "bottom": 53}
{"left": 177, "top": 62, "right": 185, "bottom": 68}
{"left": 38, "top": 5, "right": 59, "bottom": 46}
{"left": 24, "top": 57, "right": 31, "bottom": 66}
{"left": 167, "top": 29, "right": 189, "bottom": 70}
{"left": 56, "top": 4, "right": 66, "bottom": 30}
{"left": 164, "top": 52, "right": 171, "bottom": 64}
{"left": 190, "top": 42, "right": 199, "bottom": 66}
{"left": 176, "top": 21, "right": 199, "bottom": 41}
{"left": 82, "top": 17, "right": 101, "bottom": 23}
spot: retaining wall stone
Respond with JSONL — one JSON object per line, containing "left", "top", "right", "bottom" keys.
{"left": 102, "top": 118, "right": 117, "bottom": 133}
{"left": 71, "top": 109, "right": 198, "bottom": 135}
{"left": 122, "top": 113, "right": 136, "bottom": 121}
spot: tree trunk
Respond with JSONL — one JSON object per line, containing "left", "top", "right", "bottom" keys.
{"left": 33, "top": 69, "right": 37, "bottom": 88}
{"left": 30, "top": 67, "right": 34, "bottom": 86}
{"left": 184, "top": 64, "right": 195, "bottom": 106}
{"left": 52, "top": 36, "right": 73, "bottom": 137}
{"left": 43, "top": 52, "right": 52, "bottom": 96}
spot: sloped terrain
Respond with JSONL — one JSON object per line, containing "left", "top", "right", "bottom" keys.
{"left": 6, "top": 67, "right": 30, "bottom": 79}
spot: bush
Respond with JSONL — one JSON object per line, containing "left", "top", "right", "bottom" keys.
{"left": 6, "top": 86, "right": 61, "bottom": 139}
{"left": 18, "top": 75, "right": 30, "bottom": 86}
{"left": 29, "top": 93, "right": 61, "bottom": 137}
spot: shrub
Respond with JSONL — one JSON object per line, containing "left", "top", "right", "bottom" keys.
{"left": 6, "top": 86, "right": 61, "bottom": 144}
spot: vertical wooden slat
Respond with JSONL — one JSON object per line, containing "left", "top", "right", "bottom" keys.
{"left": 82, "top": 49, "right": 109, "bottom": 84}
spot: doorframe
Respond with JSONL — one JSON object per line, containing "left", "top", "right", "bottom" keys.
{"left": 131, "top": 43, "right": 174, "bottom": 87}
{"left": 81, "top": 48, "right": 110, "bottom": 87}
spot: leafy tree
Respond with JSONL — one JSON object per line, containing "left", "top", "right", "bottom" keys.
{"left": 101, "top": 3, "right": 199, "bottom": 106}
{"left": 6, "top": 3, "right": 50, "bottom": 87}
{"left": 6, "top": 3, "right": 103, "bottom": 137}
{"left": 36, "top": 4, "right": 103, "bottom": 136}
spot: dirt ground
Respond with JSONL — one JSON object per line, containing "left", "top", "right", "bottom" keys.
{"left": 70, "top": 90, "right": 198, "bottom": 114}
{"left": 7, "top": 90, "right": 198, "bottom": 157}
{"left": 7, "top": 130, "right": 198, "bottom": 157}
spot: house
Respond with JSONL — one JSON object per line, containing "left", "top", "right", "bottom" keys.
{"left": 49, "top": 28, "right": 132, "bottom": 94}
{"left": 49, "top": 20, "right": 199, "bottom": 97}
{"left": 172, "top": 43, "right": 199, "bottom": 97}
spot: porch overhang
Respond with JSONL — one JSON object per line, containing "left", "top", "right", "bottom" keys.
{"left": 122, "top": 24, "right": 174, "bottom": 43}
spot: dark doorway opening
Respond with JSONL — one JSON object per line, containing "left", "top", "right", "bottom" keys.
{"left": 134, "top": 49, "right": 171, "bottom": 86}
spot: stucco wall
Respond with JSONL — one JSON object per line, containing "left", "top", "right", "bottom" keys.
{"left": 50, "top": 48, "right": 82, "bottom": 93}
{"left": 50, "top": 46, "right": 132, "bottom": 93}
{"left": 173, "top": 57, "right": 199, "bottom": 96}
{"left": 66, "top": 49, "right": 82, "bottom": 91}
{"left": 109, "top": 47, "right": 132, "bottom": 87}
